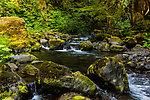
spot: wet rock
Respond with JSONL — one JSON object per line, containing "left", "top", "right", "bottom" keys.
{"left": 124, "top": 37, "right": 137, "bottom": 48}
{"left": 94, "top": 42, "right": 110, "bottom": 52}
{"left": 8, "top": 53, "right": 38, "bottom": 64}
{"left": 5, "top": 62, "right": 18, "bottom": 71}
{"left": 110, "top": 45, "right": 127, "bottom": 52}
{"left": 0, "top": 64, "right": 28, "bottom": 99}
{"left": 40, "top": 39, "right": 48, "bottom": 44}
{"left": 79, "top": 41, "right": 93, "bottom": 51}
{"left": 108, "top": 36, "right": 123, "bottom": 45}
{"left": 49, "top": 39, "right": 65, "bottom": 50}
{"left": 124, "top": 46, "right": 150, "bottom": 70}
{"left": 36, "top": 61, "right": 98, "bottom": 96}
{"left": 87, "top": 57, "right": 129, "bottom": 93}
{"left": 58, "top": 92, "right": 91, "bottom": 100}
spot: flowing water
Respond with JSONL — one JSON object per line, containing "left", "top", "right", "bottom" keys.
{"left": 31, "top": 36, "right": 150, "bottom": 100}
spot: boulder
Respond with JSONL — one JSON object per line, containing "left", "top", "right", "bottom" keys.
{"left": 79, "top": 41, "right": 93, "bottom": 51}
{"left": 134, "top": 33, "right": 146, "bottom": 45}
{"left": 108, "top": 36, "right": 123, "bottom": 45}
{"left": 124, "top": 37, "right": 137, "bottom": 48}
{"left": 0, "top": 17, "right": 27, "bottom": 37}
{"left": 8, "top": 53, "right": 38, "bottom": 64}
{"left": 110, "top": 45, "right": 127, "bottom": 52}
{"left": 49, "top": 39, "right": 65, "bottom": 50}
{"left": 94, "top": 42, "right": 110, "bottom": 52}
{"left": 17, "top": 64, "right": 39, "bottom": 83}
{"left": 58, "top": 92, "right": 91, "bottom": 100}
{"left": 0, "top": 17, "right": 41, "bottom": 53}
{"left": 0, "top": 64, "right": 28, "bottom": 99}
{"left": 36, "top": 61, "right": 98, "bottom": 96}
{"left": 87, "top": 57, "right": 129, "bottom": 93}
{"left": 90, "top": 33, "right": 110, "bottom": 42}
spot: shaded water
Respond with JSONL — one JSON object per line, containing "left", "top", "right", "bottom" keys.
{"left": 31, "top": 36, "right": 150, "bottom": 100}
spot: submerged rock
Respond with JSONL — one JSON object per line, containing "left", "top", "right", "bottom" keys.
{"left": 87, "top": 57, "right": 129, "bottom": 93}
{"left": 58, "top": 92, "right": 91, "bottom": 100}
{"left": 36, "top": 61, "right": 98, "bottom": 96}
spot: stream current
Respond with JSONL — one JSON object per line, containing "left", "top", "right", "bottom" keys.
{"left": 31, "top": 36, "right": 150, "bottom": 100}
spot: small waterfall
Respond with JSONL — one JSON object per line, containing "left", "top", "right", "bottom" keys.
{"left": 27, "top": 82, "right": 42, "bottom": 100}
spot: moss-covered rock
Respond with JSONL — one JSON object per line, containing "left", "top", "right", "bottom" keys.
{"left": 0, "top": 64, "right": 28, "bottom": 99}
{"left": 94, "top": 42, "right": 110, "bottom": 52}
{"left": 0, "top": 17, "right": 27, "bottom": 37}
{"left": 124, "top": 37, "right": 137, "bottom": 48}
{"left": 110, "top": 45, "right": 127, "bottom": 52}
{"left": 18, "top": 64, "right": 39, "bottom": 83}
{"left": 134, "top": 33, "right": 146, "bottom": 45}
{"left": 36, "top": 61, "right": 98, "bottom": 96}
{"left": 58, "top": 92, "right": 91, "bottom": 100}
{"left": 90, "top": 33, "right": 110, "bottom": 42}
{"left": 108, "top": 36, "right": 123, "bottom": 45}
{"left": 49, "top": 39, "right": 65, "bottom": 50}
{"left": 79, "top": 41, "right": 93, "bottom": 51}
{"left": 87, "top": 57, "right": 129, "bottom": 93}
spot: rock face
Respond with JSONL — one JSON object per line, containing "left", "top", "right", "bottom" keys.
{"left": 58, "top": 92, "right": 91, "bottom": 100}
{"left": 87, "top": 57, "right": 129, "bottom": 93}
{"left": 0, "top": 64, "right": 28, "bottom": 99}
{"left": 79, "top": 41, "right": 93, "bottom": 51}
{"left": 36, "top": 61, "right": 98, "bottom": 96}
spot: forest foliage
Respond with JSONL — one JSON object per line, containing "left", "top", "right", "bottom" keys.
{"left": 0, "top": 0, "right": 150, "bottom": 48}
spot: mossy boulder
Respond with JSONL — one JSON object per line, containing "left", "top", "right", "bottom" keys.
{"left": 79, "top": 41, "right": 93, "bottom": 51}
{"left": 108, "top": 36, "right": 123, "bottom": 45}
{"left": 94, "top": 42, "right": 110, "bottom": 52}
{"left": 18, "top": 64, "right": 39, "bottom": 83}
{"left": 110, "top": 45, "right": 127, "bottom": 52}
{"left": 60, "top": 34, "right": 72, "bottom": 41}
{"left": 124, "top": 37, "right": 137, "bottom": 48}
{"left": 36, "top": 61, "right": 98, "bottom": 96}
{"left": 58, "top": 92, "right": 91, "bottom": 100}
{"left": 90, "top": 33, "right": 110, "bottom": 42}
{"left": 49, "top": 39, "right": 65, "bottom": 50}
{"left": 0, "top": 64, "right": 28, "bottom": 99}
{"left": 0, "top": 17, "right": 27, "bottom": 37}
{"left": 87, "top": 57, "right": 129, "bottom": 93}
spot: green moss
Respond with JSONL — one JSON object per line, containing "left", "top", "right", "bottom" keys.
{"left": 79, "top": 41, "right": 93, "bottom": 50}
{"left": 49, "top": 39, "right": 65, "bottom": 50}
{"left": 71, "top": 96, "right": 91, "bottom": 100}
{"left": 110, "top": 45, "right": 127, "bottom": 52}
{"left": 0, "top": 90, "right": 18, "bottom": 100}
{"left": 18, "top": 83, "right": 28, "bottom": 94}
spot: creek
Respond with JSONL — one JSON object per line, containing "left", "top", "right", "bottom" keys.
{"left": 30, "top": 36, "right": 150, "bottom": 100}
